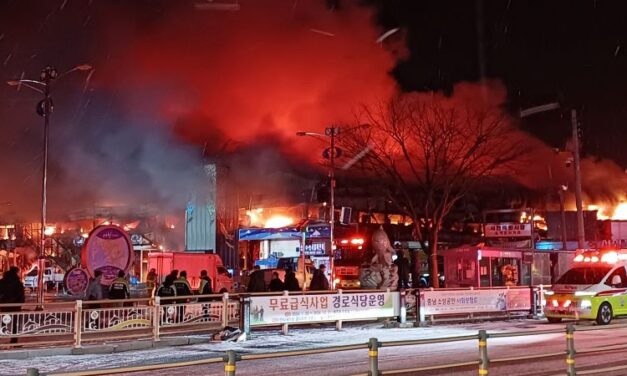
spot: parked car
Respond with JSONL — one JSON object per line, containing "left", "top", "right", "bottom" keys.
{"left": 24, "top": 266, "right": 65, "bottom": 290}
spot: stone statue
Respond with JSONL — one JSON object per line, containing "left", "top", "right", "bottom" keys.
{"left": 360, "top": 226, "right": 398, "bottom": 289}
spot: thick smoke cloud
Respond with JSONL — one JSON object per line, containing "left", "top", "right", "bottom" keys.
{"left": 0, "top": 0, "right": 396, "bottom": 221}
{"left": 1, "top": 0, "right": 621, "bottom": 224}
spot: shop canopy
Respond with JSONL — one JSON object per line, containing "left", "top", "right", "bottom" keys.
{"left": 238, "top": 222, "right": 330, "bottom": 241}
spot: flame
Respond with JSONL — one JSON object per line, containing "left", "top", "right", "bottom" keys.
{"left": 265, "top": 215, "right": 294, "bottom": 228}
{"left": 612, "top": 203, "right": 627, "bottom": 220}
{"left": 245, "top": 208, "right": 264, "bottom": 226}
{"left": 588, "top": 203, "right": 627, "bottom": 220}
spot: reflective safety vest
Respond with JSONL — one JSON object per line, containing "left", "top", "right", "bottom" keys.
{"left": 174, "top": 278, "right": 192, "bottom": 296}
{"left": 156, "top": 284, "right": 177, "bottom": 299}
{"left": 109, "top": 277, "right": 130, "bottom": 299}
{"left": 199, "top": 277, "right": 213, "bottom": 295}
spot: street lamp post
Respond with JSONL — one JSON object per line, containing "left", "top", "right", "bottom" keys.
{"left": 570, "top": 109, "right": 585, "bottom": 249}
{"left": 296, "top": 124, "right": 368, "bottom": 289}
{"left": 7, "top": 64, "right": 92, "bottom": 305}
{"left": 327, "top": 126, "right": 338, "bottom": 287}
{"left": 296, "top": 127, "right": 339, "bottom": 288}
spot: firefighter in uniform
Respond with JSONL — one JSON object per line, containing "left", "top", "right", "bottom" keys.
{"left": 174, "top": 270, "right": 192, "bottom": 322}
{"left": 198, "top": 270, "right": 213, "bottom": 300}
{"left": 156, "top": 275, "right": 177, "bottom": 323}
{"left": 109, "top": 270, "right": 131, "bottom": 306}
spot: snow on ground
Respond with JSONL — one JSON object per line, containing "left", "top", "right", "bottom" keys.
{"left": 0, "top": 319, "right": 555, "bottom": 376}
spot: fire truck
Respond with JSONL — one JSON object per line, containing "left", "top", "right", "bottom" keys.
{"left": 544, "top": 249, "right": 627, "bottom": 325}
{"left": 333, "top": 235, "right": 368, "bottom": 289}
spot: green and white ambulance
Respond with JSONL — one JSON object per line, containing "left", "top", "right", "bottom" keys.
{"left": 544, "top": 250, "right": 627, "bottom": 325}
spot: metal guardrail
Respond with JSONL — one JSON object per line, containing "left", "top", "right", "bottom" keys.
{"left": 23, "top": 322, "right": 622, "bottom": 376}
{"left": 0, "top": 294, "right": 238, "bottom": 348}
{"left": 2, "top": 286, "right": 546, "bottom": 348}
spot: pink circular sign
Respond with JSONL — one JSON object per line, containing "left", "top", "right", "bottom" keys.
{"left": 82, "top": 225, "right": 134, "bottom": 286}
{"left": 64, "top": 267, "right": 90, "bottom": 296}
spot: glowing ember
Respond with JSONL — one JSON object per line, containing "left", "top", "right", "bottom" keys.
{"left": 265, "top": 215, "right": 294, "bottom": 228}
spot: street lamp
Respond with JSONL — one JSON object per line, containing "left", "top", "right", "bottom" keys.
{"left": 296, "top": 127, "right": 339, "bottom": 288}
{"left": 7, "top": 64, "right": 92, "bottom": 305}
{"left": 520, "top": 102, "right": 585, "bottom": 250}
{"left": 296, "top": 124, "right": 371, "bottom": 286}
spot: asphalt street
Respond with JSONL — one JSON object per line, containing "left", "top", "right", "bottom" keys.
{"left": 118, "top": 322, "right": 627, "bottom": 376}
{"left": 5, "top": 318, "right": 627, "bottom": 376}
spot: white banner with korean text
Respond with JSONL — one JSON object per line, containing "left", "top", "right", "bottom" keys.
{"left": 484, "top": 223, "right": 531, "bottom": 238}
{"left": 250, "top": 292, "right": 400, "bottom": 326}
{"left": 420, "top": 288, "right": 531, "bottom": 315}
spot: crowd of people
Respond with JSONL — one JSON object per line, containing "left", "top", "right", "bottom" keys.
{"left": 0, "top": 259, "right": 412, "bottom": 342}
{"left": 246, "top": 264, "right": 330, "bottom": 292}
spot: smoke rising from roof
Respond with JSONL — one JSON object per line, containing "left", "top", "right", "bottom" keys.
{"left": 0, "top": 0, "right": 623, "bottom": 224}
{"left": 0, "top": 0, "right": 396, "bottom": 221}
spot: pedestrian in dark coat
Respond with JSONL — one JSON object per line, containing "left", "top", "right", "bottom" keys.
{"left": 0, "top": 267, "right": 25, "bottom": 343}
{"left": 284, "top": 268, "right": 301, "bottom": 291}
{"left": 247, "top": 266, "right": 266, "bottom": 292}
{"left": 394, "top": 249, "right": 410, "bottom": 289}
{"left": 309, "top": 264, "right": 330, "bottom": 291}
{"left": 267, "top": 272, "right": 285, "bottom": 292}
{"left": 85, "top": 270, "right": 105, "bottom": 302}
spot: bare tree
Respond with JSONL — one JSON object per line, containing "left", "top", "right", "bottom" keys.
{"left": 342, "top": 95, "right": 527, "bottom": 288}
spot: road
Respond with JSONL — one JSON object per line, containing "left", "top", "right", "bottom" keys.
{"left": 119, "top": 323, "right": 627, "bottom": 376}
{"left": 3, "top": 319, "right": 627, "bottom": 375}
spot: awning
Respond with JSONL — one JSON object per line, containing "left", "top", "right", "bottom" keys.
{"left": 238, "top": 224, "right": 330, "bottom": 241}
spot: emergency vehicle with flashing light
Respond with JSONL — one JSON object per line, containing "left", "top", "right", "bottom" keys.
{"left": 334, "top": 236, "right": 366, "bottom": 289}
{"left": 544, "top": 250, "right": 627, "bottom": 325}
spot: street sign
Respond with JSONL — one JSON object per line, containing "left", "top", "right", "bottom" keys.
{"left": 484, "top": 223, "right": 532, "bottom": 238}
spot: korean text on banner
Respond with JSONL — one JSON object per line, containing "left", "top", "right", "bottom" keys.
{"left": 420, "top": 288, "right": 531, "bottom": 315}
{"left": 249, "top": 292, "right": 400, "bottom": 326}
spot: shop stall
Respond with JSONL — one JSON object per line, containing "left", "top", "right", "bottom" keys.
{"left": 441, "top": 246, "right": 551, "bottom": 288}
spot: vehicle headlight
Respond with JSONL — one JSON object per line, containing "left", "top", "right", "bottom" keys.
{"left": 579, "top": 300, "right": 592, "bottom": 309}
{"left": 552, "top": 299, "right": 559, "bottom": 307}
{"left": 563, "top": 300, "right": 572, "bottom": 308}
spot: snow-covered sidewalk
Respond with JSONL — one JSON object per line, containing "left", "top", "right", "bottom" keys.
{"left": 0, "top": 319, "right": 554, "bottom": 375}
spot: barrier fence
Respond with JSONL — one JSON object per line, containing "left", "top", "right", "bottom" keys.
{"left": 0, "top": 294, "right": 239, "bottom": 348}
{"left": 24, "top": 323, "right": 627, "bottom": 376}
{"left": 1, "top": 286, "right": 541, "bottom": 348}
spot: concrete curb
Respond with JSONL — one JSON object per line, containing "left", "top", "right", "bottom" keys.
{"left": 0, "top": 336, "right": 210, "bottom": 361}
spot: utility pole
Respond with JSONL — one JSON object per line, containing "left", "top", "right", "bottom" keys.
{"left": 571, "top": 109, "right": 586, "bottom": 249}
{"left": 36, "top": 68, "right": 54, "bottom": 307}
{"left": 520, "top": 103, "right": 586, "bottom": 249}
{"left": 7, "top": 64, "right": 92, "bottom": 305}
{"left": 328, "top": 126, "right": 336, "bottom": 286}
{"left": 297, "top": 124, "right": 369, "bottom": 289}
{"left": 558, "top": 187, "right": 568, "bottom": 251}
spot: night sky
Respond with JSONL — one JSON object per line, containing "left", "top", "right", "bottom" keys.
{"left": 374, "top": 0, "right": 627, "bottom": 165}
{"left": 1, "top": 0, "right": 627, "bottom": 219}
